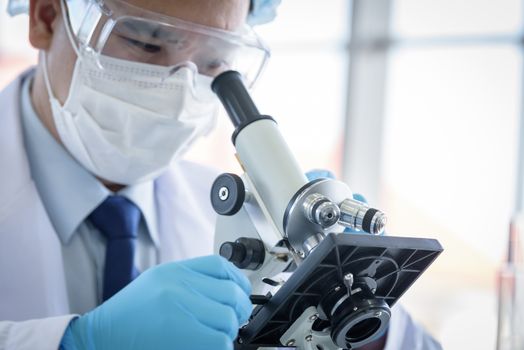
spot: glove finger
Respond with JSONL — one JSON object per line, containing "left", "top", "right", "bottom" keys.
{"left": 181, "top": 271, "right": 253, "bottom": 324}
{"left": 305, "top": 169, "right": 336, "bottom": 181}
{"left": 173, "top": 283, "right": 241, "bottom": 341}
{"left": 169, "top": 309, "right": 234, "bottom": 350}
{"left": 180, "top": 256, "right": 252, "bottom": 296}
{"left": 352, "top": 193, "right": 367, "bottom": 203}
{"left": 193, "top": 325, "right": 233, "bottom": 350}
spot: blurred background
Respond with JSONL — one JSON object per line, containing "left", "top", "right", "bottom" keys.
{"left": 1, "top": 0, "right": 520, "bottom": 348}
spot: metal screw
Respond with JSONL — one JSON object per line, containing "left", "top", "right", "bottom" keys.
{"left": 334, "top": 286, "right": 341, "bottom": 292}
{"left": 353, "top": 307, "right": 358, "bottom": 311}
{"left": 218, "top": 186, "right": 229, "bottom": 201}
{"left": 343, "top": 273, "right": 354, "bottom": 297}
{"left": 305, "top": 335, "right": 313, "bottom": 342}
{"left": 298, "top": 251, "right": 306, "bottom": 258}
{"left": 286, "top": 339, "right": 296, "bottom": 346}
{"left": 371, "top": 288, "right": 377, "bottom": 294}
{"left": 309, "top": 314, "right": 318, "bottom": 322}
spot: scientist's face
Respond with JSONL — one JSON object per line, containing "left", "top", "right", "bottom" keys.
{"left": 29, "top": 0, "right": 250, "bottom": 106}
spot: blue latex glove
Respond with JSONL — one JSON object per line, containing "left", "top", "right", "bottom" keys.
{"left": 247, "top": 0, "right": 282, "bottom": 25}
{"left": 305, "top": 169, "right": 365, "bottom": 204}
{"left": 60, "top": 256, "right": 252, "bottom": 350}
{"left": 305, "top": 169, "right": 379, "bottom": 234}
{"left": 305, "top": 169, "right": 336, "bottom": 182}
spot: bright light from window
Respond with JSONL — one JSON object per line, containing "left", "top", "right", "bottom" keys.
{"left": 383, "top": 3, "right": 523, "bottom": 347}
{"left": 392, "top": 0, "right": 523, "bottom": 37}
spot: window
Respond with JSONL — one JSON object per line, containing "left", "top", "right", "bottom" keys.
{"left": 343, "top": 0, "right": 523, "bottom": 348}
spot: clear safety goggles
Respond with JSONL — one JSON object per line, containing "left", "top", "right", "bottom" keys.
{"left": 62, "top": 0, "right": 270, "bottom": 87}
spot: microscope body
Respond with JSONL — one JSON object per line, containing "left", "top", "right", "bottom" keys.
{"left": 210, "top": 71, "right": 442, "bottom": 350}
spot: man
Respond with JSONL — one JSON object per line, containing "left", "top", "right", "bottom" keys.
{"left": 0, "top": 0, "right": 441, "bottom": 349}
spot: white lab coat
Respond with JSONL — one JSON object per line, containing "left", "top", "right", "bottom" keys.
{"left": 0, "top": 71, "right": 441, "bottom": 350}
{"left": 0, "top": 71, "right": 217, "bottom": 349}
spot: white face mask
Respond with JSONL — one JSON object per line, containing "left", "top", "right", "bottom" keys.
{"left": 42, "top": 52, "right": 219, "bottom": 185}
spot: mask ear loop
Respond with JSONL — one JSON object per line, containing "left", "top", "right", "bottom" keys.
{"left": 42, "top": 0, "right": 82, "bottom": 100}
{"left": 41, "top": 52, "right": 57, "bottom": 102}
{"left": 60, "top": 0, "right": 82, "bottom": 57}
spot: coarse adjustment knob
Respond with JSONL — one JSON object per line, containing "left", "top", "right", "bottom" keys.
{"left": 210, "top": 173, "right": 245, "bottom": 216}
{"left": 219, "top": 237, "right": 265, "bottom": 270}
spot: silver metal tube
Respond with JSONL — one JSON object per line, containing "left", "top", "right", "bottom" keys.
{"left": 339, "top": 198, "right": 386, "bottom": 235}
{"left": 303, "top": 193, "right": 341, "bottom": 228}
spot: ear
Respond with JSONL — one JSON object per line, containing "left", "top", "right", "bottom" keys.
{"left": 29, "top": 0, "right": 62, "bottom": 50}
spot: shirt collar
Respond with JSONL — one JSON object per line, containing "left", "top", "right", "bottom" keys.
{"left": 20, "top": 74, "right": 160, "bottom": 247}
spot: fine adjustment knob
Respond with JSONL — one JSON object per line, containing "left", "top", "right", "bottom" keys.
{"left": 220, "top": 241, "right": 247, "bottom": 265}
{"left": 210, "top": 173, "right": 245, "bottom": 216}
{"left": 219, "top": 237, "right": 265, "bottom": 270}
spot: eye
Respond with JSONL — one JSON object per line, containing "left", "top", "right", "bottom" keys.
{"left": 119, "top": 35, "right": 162, "bottom": 54}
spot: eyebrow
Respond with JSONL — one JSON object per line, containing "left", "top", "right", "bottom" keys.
{"left": 117, "top": 19, "right": 197, "bottom": 48}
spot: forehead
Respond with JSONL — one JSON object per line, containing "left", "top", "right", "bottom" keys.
{"left": 123, "top": 0, "right": 251, "bottom": 31}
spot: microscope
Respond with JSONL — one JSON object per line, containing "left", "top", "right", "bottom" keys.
{"left": 210, "top": 71, "right": 443, "bottom": 350}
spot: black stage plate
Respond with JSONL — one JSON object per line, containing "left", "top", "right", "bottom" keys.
{"left": 237, "top": 232, "right": 443, "bottom": 348}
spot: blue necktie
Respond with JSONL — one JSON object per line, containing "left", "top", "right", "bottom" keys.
{"left": 88, "top": 195, "right": 141, "bottom": 301}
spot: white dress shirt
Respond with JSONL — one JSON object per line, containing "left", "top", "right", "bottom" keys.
{"left": 20, "top": 73, "right": 160, "bottom": 313}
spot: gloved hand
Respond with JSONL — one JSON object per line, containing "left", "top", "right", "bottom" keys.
{"left": 306, "top": 169, "right": 367, "bottom": 204}
{"left": 60, "top": 255, "right": 252, "bottom": 350}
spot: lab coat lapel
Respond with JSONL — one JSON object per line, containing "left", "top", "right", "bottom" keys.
{"left": 0, "top": 72, "right": 70, "bottom": 320}
{"left": 0, "top": 71, "right": 220, "bottom": 320}
{"left": 155, "top": 161, "right": 218, "bottom": 262}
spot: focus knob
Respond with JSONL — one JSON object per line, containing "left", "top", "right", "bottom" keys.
{"left": 210, "top": 173, "right": 245, "bottom": 216}
{"left": 219, "top": 237, "right": 265, "bottom": 270}
{"left": 220, "top": 241, "right": 247, "bottom": 266}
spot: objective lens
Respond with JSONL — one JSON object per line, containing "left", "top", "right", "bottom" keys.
{"left": 338, "top": 198, "right": 387, "bottom": 235}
